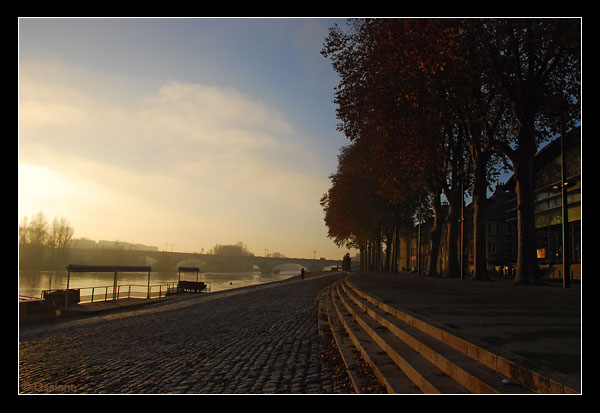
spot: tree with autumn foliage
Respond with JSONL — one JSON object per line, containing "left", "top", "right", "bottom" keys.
{"left": 320, "top": 139, "right": 420, "bottom": 272}
{"left": 322, "top": 18, "right": 580, "bottom": 285}
{"left": 320, "top": 141, "right": 387, "bottom": 271}
{"left": 475, "top": 19, "right": 581, "bottom": 284}
{"left": 322, "top": 19, "right": 467, "bottom": 277}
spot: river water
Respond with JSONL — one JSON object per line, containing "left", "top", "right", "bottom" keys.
{"left": 19, "top": 269, "right": 301, "bottom": 300}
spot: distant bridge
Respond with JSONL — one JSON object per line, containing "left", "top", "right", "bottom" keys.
{"left": 65, "top": 248, "right": 342, "bottom": 274}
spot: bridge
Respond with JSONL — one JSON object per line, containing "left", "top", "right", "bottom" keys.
{"left": 64, "top": 248, "right": 342, "bottom": 274}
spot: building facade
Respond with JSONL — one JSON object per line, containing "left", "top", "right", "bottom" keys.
{"left": 395, "top": 127, "right": 581, "bottom": 280}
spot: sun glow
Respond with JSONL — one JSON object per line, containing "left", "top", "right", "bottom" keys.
{"left": 18, "top": 163, "right": 105, "bottom": 225}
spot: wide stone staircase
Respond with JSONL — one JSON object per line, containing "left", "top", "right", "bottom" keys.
{"left": 317, "top": 276, "right": 578, "bottom": 394}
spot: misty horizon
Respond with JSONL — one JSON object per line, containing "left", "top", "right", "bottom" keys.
{"left": 18, "top": 18, "right": 352, "bottom": 261}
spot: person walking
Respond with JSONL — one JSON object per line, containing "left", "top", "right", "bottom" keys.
{"left": 301, "top": 268, "right": 305, "bottom": 280}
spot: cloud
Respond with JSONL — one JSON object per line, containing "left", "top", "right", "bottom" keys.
{"left": 141, "top": 81, "right": 294, "bottom": 140}
{"left": 19, "top": 62, "right": 303, "bottom": 173}
{"left": 18, "top": 61, "right": 331, "bottom": 254}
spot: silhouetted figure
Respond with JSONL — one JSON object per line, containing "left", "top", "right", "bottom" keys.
{"left": 301, "top": 268, "right": 305, "bottom": 280}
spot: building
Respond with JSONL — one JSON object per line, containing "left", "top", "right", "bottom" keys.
{"left": 503, "top": 126, "right": 581, "bottom": 280}
{"left": 395, "top": 126, "right": 581, "bottom": 280}
{"left": 71, "top": 238, "right": 159, "bottom": 252}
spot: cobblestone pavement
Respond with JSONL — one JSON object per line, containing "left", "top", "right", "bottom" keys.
{"left": 19, "top": 273, "right": 356, "bottom": 394}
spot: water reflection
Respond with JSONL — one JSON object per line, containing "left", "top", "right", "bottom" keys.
{"left": 19, "top": 269, "right": 300, "bottom": 298}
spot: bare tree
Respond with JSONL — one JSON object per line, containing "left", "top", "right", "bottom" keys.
{"left": 27, "top": 211, "right": 49, "bottom": 247}
{"left": 19, "top": 212, "right": 75, "bottom": 269}
{"left": 50, "top": 217, "right": 74, "bottom": 267}
{"left": 50, "top": 217, "right": 75, "bottom": 249}
{"left": 19, "top": 211, "right": 49, "bottom": 269}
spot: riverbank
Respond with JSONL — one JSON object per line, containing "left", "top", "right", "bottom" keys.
{"left": 19, "top": 271, "right": 356, "bottom": 394}
{"left": 19, "top": 270, "right": 581, "bottom": 394}
{"left": 19, "top": 271, "right": 334, "bottom": 337}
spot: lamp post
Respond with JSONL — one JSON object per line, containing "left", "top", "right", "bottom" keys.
{"left": 559, "top": 113, "right": 571, "bottom": 289}
{"left": 417, "top": 193, "right": 422, "bottom": 277}
{"left": 460, "top": 180, "right": 464, "bottom": 280}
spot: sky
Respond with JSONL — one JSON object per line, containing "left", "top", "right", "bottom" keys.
{"left": 18, "top": 17, "right": 353, "bottom": 259}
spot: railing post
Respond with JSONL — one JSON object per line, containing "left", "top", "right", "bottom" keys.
{"left": 147, "top": 270, "right": 151, "bottom": 299}
{"left": 113, "top": 271, "right": 118, "bottom": 300}
{"left": 128, "top": 285, "right": 131, "bottom": 299}
{"left": 65, "top": 268, "right": 71, "bottom": 310}
{"left": 91, "top": 287, "right": 95, "bottom": 303}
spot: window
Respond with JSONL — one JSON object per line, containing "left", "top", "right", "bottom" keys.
{"left": 487, "top": 221, "right": 501, "bottom": 234}
{"left": 536, "top": 191, "right": 550, "bottom": 201}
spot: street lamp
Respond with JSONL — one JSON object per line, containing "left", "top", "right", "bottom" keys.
{"left": 551, "top": 112, "right": 571, "bottom": 288}
{"left": 460, "top": 180, "right": 464, "bottom": 280}
{"left": 417, "top": 193, "right": 422, "bottom": 277}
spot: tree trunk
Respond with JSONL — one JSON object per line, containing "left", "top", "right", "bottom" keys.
{"left": 443, "top": 186, "right": 461, "bottom": 278}
{"left": 514, "top": 149, "right": 537, "bottom": 285}
{"left": 384, "top": 227, "right": 393, "bottom": 272}
{"left": 405, "top": 234, "right": 411, "bottom": 271}
{"left": 427, "top": 188, "right": 444, "bottom": 276}
{"left": 367, "top": 240, "right": 373, "bottom": 271}
{"left": 390, "top": 226, "right": 397, "bottom": 273}
{"left": 360, "top": 244, "right": 366, "bottom": 271}
{"left": 472, "top": 152, "right": 490, "bottom": 280}
{"left": 376, "top": 231, "right": 383, "bottom": 271}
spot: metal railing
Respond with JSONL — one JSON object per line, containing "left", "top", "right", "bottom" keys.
{"left": 166, "top": 281, "right": 212, "bottom": 294}
{"left": 41, "top": 283, "right": 171, "bottom": 305}
{"left": 19, "top": 294, "right": 42, "bottom": 301}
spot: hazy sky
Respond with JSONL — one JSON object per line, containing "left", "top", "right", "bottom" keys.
{"left": 18, "top": 17, "right": 352, "bottom": 259}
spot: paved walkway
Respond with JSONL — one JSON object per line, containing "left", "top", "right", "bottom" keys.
{"left": 19, "top": 270, "right": 582, "bottom": 394}
{"left": 19, "top": 272, "right": 353, "bottom": 394}
{"left": 348, "top": 272, "right": 581, "bottom": 390}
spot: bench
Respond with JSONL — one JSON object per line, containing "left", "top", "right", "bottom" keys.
{"left": 176, "top": 267, "right": 207, "bottom": 293}
{"left": 43, "top": 289, "right": 81, "bottom": 308}
{"left": 177, "top": 280, "right": 207, "bottom": 293}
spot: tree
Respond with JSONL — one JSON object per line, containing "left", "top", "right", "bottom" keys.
{"left": 19, "top": 211, "right": 49, "bottom": 269}
{"left": 49, "top": 217, "right": 75, "bottom": 267}
{"left": 213, "top": 241, "right": 253, "bottom": 256}
{"left": 323, "top": 18, "right": 580, "bottom": 284}
{"left": 342, "top": 252, "right": 351, "bottom": 271}
{"left": 322, "top": 20, "right": 430, "bottom": 272}
{"left": 477, "top": 18, "right": 581, "bottom": 284}
{"left": 323, "top": 19, "right": 467, "bottom": 277}
{"left": 19, "top": 212, "right": 77, "bottom": 269}
{"left": 320, "top": 143, "right": 384, "bottom": 255}
{"left": 271, "top": 252, "right": 286, "bottom": 258}
{"left": 49, "top": 217, "right": 74, "bottom": 249}
{"left": 452, "top": 49, "right": 513, "bottom": 281}
{"left": 321, "top": 136, "right": 422, "bottom": 272}
{"left": 25, "top": 211, "right": 49, "bottom": 247}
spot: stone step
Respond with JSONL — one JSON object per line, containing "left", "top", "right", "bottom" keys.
{"left": 326, "top": 282, "right": 421, "bottom": 394}
{"left": 343, "top": 277, "right": 574, "bottom": 393}
{"left": 319, "top": 285, "right": 372, "bottom": 393}
{"left": 333, "top": 281, "right": 469, "bottom": 394}
{"left": 339, "top": 279, "right": 534, "bottom": 394}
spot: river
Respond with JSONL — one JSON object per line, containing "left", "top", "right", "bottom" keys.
{"left": 19, "top": 269, "right": 302, "bottom": 300}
